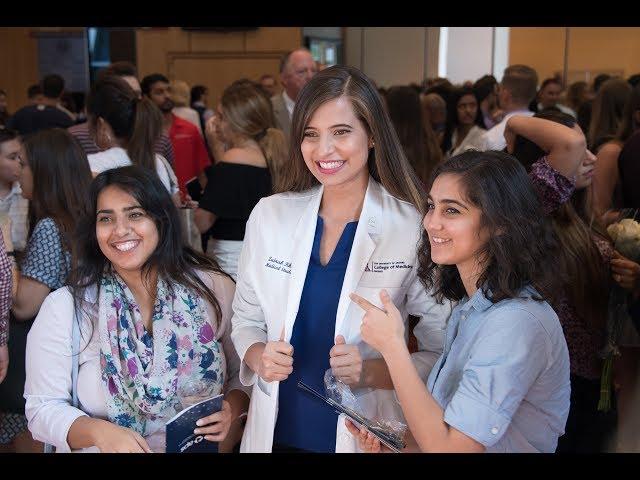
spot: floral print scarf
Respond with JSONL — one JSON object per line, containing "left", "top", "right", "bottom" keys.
{"left": 99, "top": 271, "right": 224, "bottom": 436}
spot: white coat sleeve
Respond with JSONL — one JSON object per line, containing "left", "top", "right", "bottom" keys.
{"left": 24, "top": 289, "right": 89, "bottom": 451}
{"left": 404, "top": 274, "right": 451, "bottom": 382}
{"left": 230, "top": 201, "right": 268, "bottom": 387}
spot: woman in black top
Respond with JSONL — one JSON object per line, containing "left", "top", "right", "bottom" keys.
{"left": 195, "top": 82, "right": 286, "bottom": 279}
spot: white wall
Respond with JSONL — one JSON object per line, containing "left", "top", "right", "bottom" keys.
{"left": 345, "top": 27, "right": 433, "bottom": 87}
{"left": 493, "top": 27, "right": 510, "bottom": 81}
{"left": 344, "top": 27, "right": 510, "bottom": 87}
{"left": 442, "top": 27, "right": 493, "bottom": 84}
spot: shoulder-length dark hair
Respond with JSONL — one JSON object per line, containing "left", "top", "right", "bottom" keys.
{"left": 441, "top": 86, "right": 484, "bottom": 154}
{"left": 87, "top": 75, "right": 162, "bottom": 172}
{"left": 22, "top": 128, "right": 93, "bottom": 248}
{"left": 68, "top": 165, "right": 231, "bottom": 328}
{"left": 510, "top": 109, "right": 610, "bottom": 332}
{"left": 386, "top": 85, "right": 442, "bottom": 186}
{"left": 277, "top": 65, "right": 425, "bottom": 212}
{"left": 418, "top": 150, "right": 561, "bottom": 304}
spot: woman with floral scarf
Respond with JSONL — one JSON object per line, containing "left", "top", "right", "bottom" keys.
{"left": 24, "top": 166, "right": 250, "bottom": 452}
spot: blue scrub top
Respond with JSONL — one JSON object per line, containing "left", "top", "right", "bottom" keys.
{"left": 273, "top": 216, "right": 358, "bottom": 452}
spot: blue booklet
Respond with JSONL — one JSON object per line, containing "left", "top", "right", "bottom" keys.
{"left": 166, "top": 394, "right": 224, "bottom": 453}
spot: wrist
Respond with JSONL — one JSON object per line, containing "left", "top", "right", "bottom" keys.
{"left": 380, "top": 337, "right": 407, "bottom": 358}
{"left": 245, "top": 342, "right": 266, "bottom": 374}
{"left": 381, "top": 336, "right": 409, "bottom": 361}
{"left": 88, "top": 418, "right": 109, "bottom": 445}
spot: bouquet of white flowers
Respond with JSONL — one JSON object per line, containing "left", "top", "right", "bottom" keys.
{"left": 599, "top": 213, "right": 640, "bottom": 411}
{"left": 607, "top": 218, "right": 640, "bottom": 261}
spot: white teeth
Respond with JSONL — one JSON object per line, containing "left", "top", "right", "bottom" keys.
{"left": 113, "top": 241, "right": 138, "bottom": 252}
{"left": 319, "top": 161, "right": 345, "bottom": 169}
{"left": 432, "top": 237, "right": 451, "bottom": 244}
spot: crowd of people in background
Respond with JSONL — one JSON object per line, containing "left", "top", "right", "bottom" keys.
{"left": 0, "top": 46, "right": 640, "bottom": 454}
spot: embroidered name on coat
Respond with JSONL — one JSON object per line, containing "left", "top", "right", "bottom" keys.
{"left": 265, "top": 256, "right": 292, "bottom": 274}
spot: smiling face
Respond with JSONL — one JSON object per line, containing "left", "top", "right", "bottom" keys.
{"left": 300, "top": 96, "right": 371, "bottom": 189}
{"left": 423, "top": 173, "right": 490, "bottom": 272}
{"left": 96, "top": 185, "right": 159, "bottom": 275}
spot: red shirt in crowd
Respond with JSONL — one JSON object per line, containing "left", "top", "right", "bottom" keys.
{"left": 168, "top": 114, "right": 210, "bottom": 194}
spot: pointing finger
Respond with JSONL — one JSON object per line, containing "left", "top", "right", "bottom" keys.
{"left": 350, "top": 293, "right": 382, "bottom": 313}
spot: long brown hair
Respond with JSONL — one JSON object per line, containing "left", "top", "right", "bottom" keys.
{"left": 386, "top": 85, "right": 442, "bottom": 185}
{"left": 277, "top": 65, "right": 425, "bottom": 212}
{"left": 23, "top": 128, "right": 93, "bottom": 250}
{"left": 512, "top": 110, "right": 611, "bottom": 332}
{"left": 588, "top": 77, "right": 631, "bottom": 150}
{"left": 220, "top": 82, "right": 287, "bottom": 191}
{"left": 87, "top": 75, "right": 162, "bottom": 172}
{"left": 616, "top": 83, "right": 640, "bottom": 144}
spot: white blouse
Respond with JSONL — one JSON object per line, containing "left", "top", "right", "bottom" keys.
{"left": 447, "top": 125, "right": 486, "bottom": 158}
{"left": 87, "top": 147, "right": 179, "bottom": 196}
{"left": 24, "top": 271, "right": 249, "bottom": 452}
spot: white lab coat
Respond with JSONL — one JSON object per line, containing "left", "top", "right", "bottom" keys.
{"left": 231, "top": 177, "right": 451, "bottom": 452}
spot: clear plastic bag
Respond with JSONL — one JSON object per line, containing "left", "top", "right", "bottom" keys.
{"left": 323, "top": 370, "right": 407, "bottom": 451}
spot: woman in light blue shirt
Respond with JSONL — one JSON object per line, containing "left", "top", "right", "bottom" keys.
{"left": 349, "top": 150, "right": 571, "bottom": 453}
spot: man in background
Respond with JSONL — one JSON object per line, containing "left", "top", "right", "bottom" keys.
{"left": 26, "top": 85, "right": 44, "bottom": 106}
{"left": 142, "top": 73, "right": 209, "bottom": 195}
{"left": 271, "top": 48, "right": 317, "bottom": 141}
{"left": 7, "top": 75, "right": 74, "bottom": 135}
{"left": 479, "top": 64, "right": 538, "bottom": 151}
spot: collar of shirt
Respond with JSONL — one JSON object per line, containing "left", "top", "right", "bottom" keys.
{"left": 456, "top": 287, "right": 494, "bottom": 317}
{"left": 283, "top": 91, "right": 295, "bottom": 117}
{"left": 457, "top": 284, "right": 539, "bottom": 318}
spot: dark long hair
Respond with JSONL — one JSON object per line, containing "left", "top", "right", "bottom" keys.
{"left": 87, "top": 75, "right": 162, "bottom": 172}
{"left": 277, "top": 65, "right": 425, "bottom": 213}
{"left": 441, "top": 86, "right": 484, "bottom": 154}
{"left": 588, "top": 77, "right": 631, "bottom": 150}
{"left": 511, "top": 110, "right": 610, "bottom": 332}
{"left": 617, "top": 83, "right": 640, "bottom": 143}
{"left": 386, "top": 85, "right": 442, "bottom": 185}
{"left": 22, "top": 128, "right": 93, "bottom": 249}
{"left": 418, "top": 150, "right": 561, "bottom": 304}
{"left": 69, "top": 166, "right": 230, "bottom": 329}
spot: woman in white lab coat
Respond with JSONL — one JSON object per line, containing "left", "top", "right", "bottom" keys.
{"left": 230, "top": 65, "right": 452, "bottom": 453}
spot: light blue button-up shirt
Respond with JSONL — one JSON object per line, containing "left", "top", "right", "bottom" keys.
{"left": 426, "top": 286, "right": 570, "bottom": 453}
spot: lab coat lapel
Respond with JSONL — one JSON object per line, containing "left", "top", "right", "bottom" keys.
{"left": 334, "top": 177, "right": 382, "bottom": 337}
{"left": 282, "top": 185, "right": 324, "bottom": 342}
